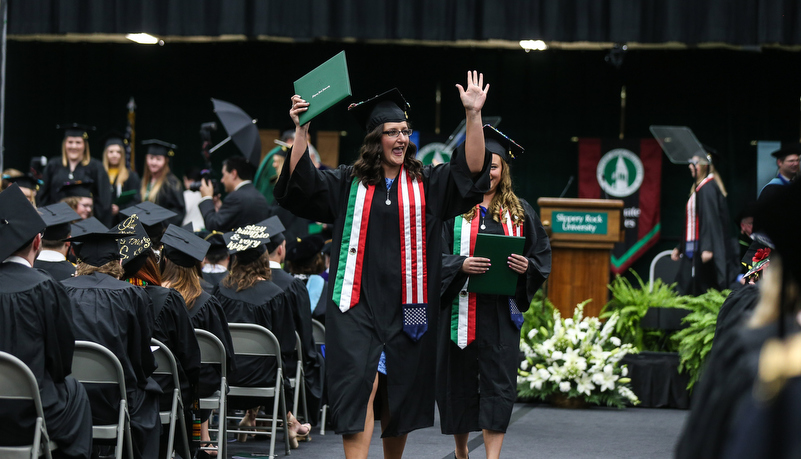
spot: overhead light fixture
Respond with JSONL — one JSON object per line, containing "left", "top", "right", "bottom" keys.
{"left": 126, "top": 33, "right": 161, "bottom": 45}
{"left": 519, "top": 40, "right": 548, "bottom": 52}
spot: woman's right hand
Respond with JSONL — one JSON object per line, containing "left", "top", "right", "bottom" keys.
{"left": 461, "top": 256, "right": 491, "bottom": 275}
{"left": 289, "top": 95, "right": 310, "bottom": 129}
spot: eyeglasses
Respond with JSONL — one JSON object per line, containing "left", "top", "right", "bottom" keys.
{"left": 382, "top": 129, "right": 413, "bottom": 138}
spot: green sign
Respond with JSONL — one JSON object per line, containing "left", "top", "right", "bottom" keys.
{"left": 552, "top": 211, "right": 607, "bottom": 234}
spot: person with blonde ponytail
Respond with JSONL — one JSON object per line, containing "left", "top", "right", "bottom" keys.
{"left": 437, "top": 126, "right": 551, "bottom": 459}
{"left": 140, "top": 139, "right": 185, "bottom": 226}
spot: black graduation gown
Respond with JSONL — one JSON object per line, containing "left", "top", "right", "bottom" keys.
{"left": 437, "top": 200, "right": 551, "bottom": 434}
{"left": 34, "top": 258, "right": 76, "bottom": 281}
{"left": 295, "top": 273, "right": 328, "bottom": 324}
{"left": 274, "top": 146, "right": 490, "bottom": 436}
{"left": 202, "top": 270, "right": 228, "bottom": 294}
{"left": 37, "top": 157, "right": 114, "bottom": 226}
{"left": 198, "top": 182, "right": 271, "bottom": 232}
{"left": 676, "top": 180, "right": 737, "bottom": 296}
{"left": 0, "top": 263, "right": 92, "bottom": 459}
{"left": 187, "top": 291, "right": 236, "bottom": 398}
{"left": 713, "top": 284, "right": 761, "bottom": 346}
{"left": 145, "top": 173, "right": 185, "bottom": 227}
{"left": 271, "top": 267, "right": 325, "bottom": 424}
{"left": 62, "top": 272, "right": 161, "bottom": 459}
{"left": 214, "top": 280, "right": 293, "bottom": 408}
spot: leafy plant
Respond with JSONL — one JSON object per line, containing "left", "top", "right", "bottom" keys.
{"left": 600, "top": 270, "right": 689, "bottom": 352}
{"left": 672, "top": 288, "right": 730, "bottom": 390}
{"left": 521, "top": 289, "right": 556, "bottom": 345}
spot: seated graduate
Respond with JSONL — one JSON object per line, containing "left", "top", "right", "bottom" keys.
{"left": 264, "top": 219, "right": 325, "bottom": 427}
{"left": 34, "top": 202, "right": 80, "bottom": 280}
{"left": 158, "top": 223, "right": 236, "bottom": 452}
{"left": 120, "top": 200, "right": 179, "bottom": 255}
{"left": 0, "top": 184, "right": 93, "bottom": 459}
{"left": 62, "top": 223, "right": 161, "bottom": 459}
{"left": 199, "top": 229, "right": 230, "bottom": 293}
{"left": 284, "top": 233, "right": 329, "bottom": 324}
{"left": 118, "top": 216, "right": 202, "bottom": 459}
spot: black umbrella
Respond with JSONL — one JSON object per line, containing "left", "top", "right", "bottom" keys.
{"left": 210, "top": 98, "right": 262, "bottom": 165}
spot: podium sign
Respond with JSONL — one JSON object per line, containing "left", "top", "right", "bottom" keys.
{"left": 538, "top": 198, "right": 624, "bottom": 318}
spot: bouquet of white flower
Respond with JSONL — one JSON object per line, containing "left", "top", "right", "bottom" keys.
{"left": 517, "top": 301, "right": 640, "bottom": 408}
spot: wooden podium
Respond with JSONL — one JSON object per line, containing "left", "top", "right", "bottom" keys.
{"left": 537, "top": 198, "right": 624, "bottom": 318}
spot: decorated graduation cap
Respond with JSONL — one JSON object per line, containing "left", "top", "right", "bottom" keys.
{"left": 161, "top": 224, "right": 210, "bottom": 268}
{"left": 38, "top": 202, "right": 80, "bottom": 241}
{"left": 649, "top": 126, "right": 711, "bottom": 165}
{"left": 771, "top": 143, "right": 801, "bottom": 160}
{"left": 57, "top": 123, "right": 96, "bottom": 139}
{"left": 115, "top": 214, "right": 152, "bottom": 270}
{"left": 483, "top": 124, "right": 523, "bottom": 162}
{"left": 66, "top": 223, "right": 134, "bottom": 268}
{"left": 0, "top": 184, "right": 46, "bottom": 261}
{"left": 348, "top": 88, "right": 410, "bottom": 132}
{"left": 199, "top": 229, "right": 226, "bottom": 248}
{"left": 59, "top": 180, "right": 94, "bottom": 198}
{"left": 3, "top": 173, "right": 40, "bottom": 191}
{"left": 142, "top": 139, "right": 177, "bottom": 158}
{"left": 70, "top": 216, "right": 107, "bottom": 238}
{"left": 286, "top": 233, "right": 325, "bottom": 264}
{"left": 102, "top": 129, "right": 127, "bottom": 150}
{"left": 119, "top": 201, "right": 177, "bottom": 239}
{"left": 225, "top": 217, "right": 282, "bottom": 264}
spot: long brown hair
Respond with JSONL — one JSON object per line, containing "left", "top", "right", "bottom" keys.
{"left": 61, "top": 137, "right": 91, "bottom": 167}
{"left": 131, "top": 252, "right": 162, "bottom": 286}
{"left": 161, "top": 257, "right": 203, "bottom": 309}
{"left": 463, "top": 156, "right": 524, "bottom": 227}
{"left": 103, "top": 145, "right": 130, "bottom": 187}
{"left": 222, "top": 250, "right": 272, "bottom": 292}
{"left": 140, "top": 158, "right": 171, "bottom": 203}
{"left": 76, "top": 260, "right": 124, "bottom": 279}
{"left": 352, "top": 124, "right": 423, "bottom": 185}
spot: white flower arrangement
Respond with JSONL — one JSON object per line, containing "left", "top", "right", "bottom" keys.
{"left": 517, "top": 302, "right": 640, "bottom": 408}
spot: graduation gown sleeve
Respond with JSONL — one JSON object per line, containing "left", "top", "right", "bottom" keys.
{"left": 516, "top": 199, "right": 552, "bottom": 311}
{"left": 697, "top": 181, "right": 735, "bottom": 290}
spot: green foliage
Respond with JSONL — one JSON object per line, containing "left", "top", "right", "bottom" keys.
{"left": 672, "top": 288, "right": 730, "bottom": 391}
{"left": 600, "top": 270, "right": 689, "bottom": 352}
{"left": 521, "top": 289, "right": 556, "bottom": 345}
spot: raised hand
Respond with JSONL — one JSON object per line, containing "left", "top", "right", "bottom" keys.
{"left": 289, "top": 95, "right": 310, "bottom": 128}
{"left": 456, "top": 70, "right": 490, "bottom": 113}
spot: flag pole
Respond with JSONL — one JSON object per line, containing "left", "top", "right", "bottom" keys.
{"left": 126, "top": 97, "right": 136, "bottom": 172}
{"left": 619, "top": 85, "right": 626, "bottom": 140}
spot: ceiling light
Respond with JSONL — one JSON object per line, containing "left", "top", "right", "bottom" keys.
{"left": 520, "top": 40, "right": 548, "bottom": 52}
{"left": 126, "top": 33, "right": 160, "bottom": 45}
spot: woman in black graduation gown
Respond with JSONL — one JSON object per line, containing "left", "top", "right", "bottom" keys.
{"left": 276, "top": 72, "right": 491, "bottom": 458}
{"left": 670, "top": 152, "right": 737, "bottom": 295}
{"left": 102, "top": 132, "right": 141, "bottom": 222}
{"left": 158, "top": 224, "right": 235, "bottom": 455}
{"left": 285, "top": 233, "right": 329, "bottom": 324}
{"left": 438, "top": 127, "right": 551, "bottom": 459}
{"left": 140, "top": 139, "right": 185, "bottom": 226}
{"left": 37, "top": 123, "right": 113, "bottom": 226}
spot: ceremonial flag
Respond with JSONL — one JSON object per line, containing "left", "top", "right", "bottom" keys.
{"left": 125, "top": 97, "right": 136, "bottom": 172}
{"left": 578, "top": 138, "right": 662, "bottom": 274}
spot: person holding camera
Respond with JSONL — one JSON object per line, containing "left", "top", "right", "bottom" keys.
{"left": 199, "top": 155, "right": 270, "bottom": 232}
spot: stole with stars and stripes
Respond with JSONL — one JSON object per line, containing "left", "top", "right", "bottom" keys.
{"left": 451, "top": 205, "right": 523, "bottom": 349}
{"left": 332, "top": 165, "right": 429, "bottom": 341}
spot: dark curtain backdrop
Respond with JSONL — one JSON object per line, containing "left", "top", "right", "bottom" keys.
{"left": 4, "top": 40, "right": 800, "bottom": 279}
{"left": 9, "top": 0, "right": 801, "bottom": 46}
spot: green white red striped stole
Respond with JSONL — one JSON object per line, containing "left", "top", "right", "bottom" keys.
{"left": 451, "top": 207, "right": 522, "bottom": 348}
{"left": 332, "top": 166, "right": 427, "bottom": 313}
{"left": 683, "top": 174, "right": 714, "bottom": 255}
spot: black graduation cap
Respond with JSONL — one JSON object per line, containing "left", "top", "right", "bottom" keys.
{"left": 182, "top": 222, "right": 194, "bottom": 232}
{"left": 38, "top": 202, "right": 80, "bottom": 241}
{"left": 57, "top": 123, "right": 95, "bottom": 139}
{"left": 0, "top": 184, "right": 46, "bottom": 261}
{"left": 770, "top": 143, "right": 801, "bottom": 160}
{"left": 70, "top": 217, "right": 108, "bottom": 238}
{"left": 198, "top": 229, "right": 226, "bottom": 248}
{"left": 115, "top": 215, "right": 152, "bottom": 268}
{"left": 161, "top": 224, "right": 210, "bottom": 268}
{"left": 102, "top": 129, "right": 127, "bottom": 150}
{"left": 3, "top": 173, "right": 40, "bottom": 191}
{"left": 142, "top": 139, "right": 177, "bottom": 158}
{"left": 59, "top": 180, "right": 94, "bottom": 198}
{"left": 347, "top": 88, "right": 410, "bottom": 132}
{"left": 119, "top": 201, "right": 177, "bottom": 239}
{"left": 483, "top": 124, "right": 524, "bottom": 162}
{"left": 66, "top": 224, "right": 134, "bottom": 268}
{"left": 262, "top": 216, "right": 286, "bottom": 253}
{"left": 286, "top": 233, "right": 325, "bottom": 264}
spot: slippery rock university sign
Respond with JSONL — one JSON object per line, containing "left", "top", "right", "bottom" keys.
{"left": 578, "top": 139, "right": 662, "bottom": 274}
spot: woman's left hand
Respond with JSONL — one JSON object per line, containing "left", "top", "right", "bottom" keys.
{"left": 508, "top": 253, "right": 528, "bottom": 274}
{"left": 456, "top": 70, "right": 490, "bottom": 113}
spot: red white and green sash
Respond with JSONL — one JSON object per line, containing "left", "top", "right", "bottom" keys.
{"left": 683, "top": 174, "right": 714, "bottom": 257}
{"left": 451, "top": 206, "right": 522, "bottom": 348}
{"left": 333, "top": 166, "right": 428, "bottom": 316}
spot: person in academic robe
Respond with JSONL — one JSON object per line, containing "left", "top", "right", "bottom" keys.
{"left": 265, "top": 220, "right": 325, "bottom": 427}
{"left": 37, "top": 123, "right": 113, "bottom": 226}
{"left": 437, "top": 126, "right": 551, "bottom": 459}
{"left": 758, "top": 143, "right": 799, "bottom": 202}
{"left": 118, "top": 217, "right": 201, "bottom": 459}
{"left": 199, "top": 230, "right": 229, "bottom": 292}
{"left": 34, "top": 202, "right": 80, "bottom": 280}
{"left": 139, "top": 139, "right": 185, "bottom": 226}
{"left": 199, "top": 155, "right": 271, "bottom": 232}
{"left": 119, "top": 201, "right": 179, "bottom": 257}
{"left": 3, "top": 172, "right": 39, "bottom": 205}
{"left": 158, "top": 224, "right": 236, "bottom": 454}
{"left": 102, "top": 131, "right": 141, "bottom": 222}
{"left": 670, "top": 150, "right": 737, "bottom": 296}
{"left": 61, "top": 224, "right": 161, "bottom": 459}
{"left": 276, "top": 71, "right": 491, "bottom": 458}
{"left": 0, "top": 184, "right": 93, "bottom": 459}
{"left": 285, "top": 233, "right": 329, "bottom": 325}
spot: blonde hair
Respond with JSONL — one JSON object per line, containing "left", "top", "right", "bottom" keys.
{"left": 61, "top": 137, "right": 91, "bottom": 167}
{"left": 140, "top": 159, "right": 170, "bottom": 203}
{"left": 103, "top": 145, "right": 130, "bottom": 187}
{"left": 691, "top": 162, "right": 728, "bottom": 197}
{"left": 160, "top": 257, "right": 203, "bottom": 309}
{"left": 462, "top": 157, "right": 525, "bottom": 227}
{"left": 76, "top": 260, "right": 124, "bottom": 279}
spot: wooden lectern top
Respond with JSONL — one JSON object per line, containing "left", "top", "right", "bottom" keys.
{"left": 537, "top": 197, "right": 624, "bottom": 248}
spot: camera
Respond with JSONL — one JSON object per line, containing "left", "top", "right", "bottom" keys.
{"left": 188, "top": 169, "right": 222, "bottom": 194}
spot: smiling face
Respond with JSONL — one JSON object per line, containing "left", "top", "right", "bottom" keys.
{"left": 488, "top": 154, "right": 504, "bottom": 194}
{"left": 380, "top": 122, "right": 409, "bottom": 176}
{"left": 146, "top": 154, "right": 166, "bottom": 176}
{"left": 75, "top": 197, "right": 93, "bottom": 219}
{"left": 105, "top": 144, "right": 123, "bottom": 167}
{"left": 779, "top": 154, "right": 800, "bottom": 178}
{"left": 64, "top": 136, "right": 85, "bottom": 163}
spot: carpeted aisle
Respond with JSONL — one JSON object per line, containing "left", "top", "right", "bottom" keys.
{"left": 225, "top": 403, "right": 688, "bottom": 458}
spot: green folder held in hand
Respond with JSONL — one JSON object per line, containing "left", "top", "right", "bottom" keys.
{"left": 467, "top": 233, "right": 525, "bottom": 296}
{"left": 114, "top": 189, "right": 137, "bottom": 206}
{"left": 294, "top": 51, "right": 352, "bottom": 125}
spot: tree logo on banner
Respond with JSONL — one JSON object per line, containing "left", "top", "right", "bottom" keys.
{"left": 596, "top": 148, "right": 644, "bottom": 197}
